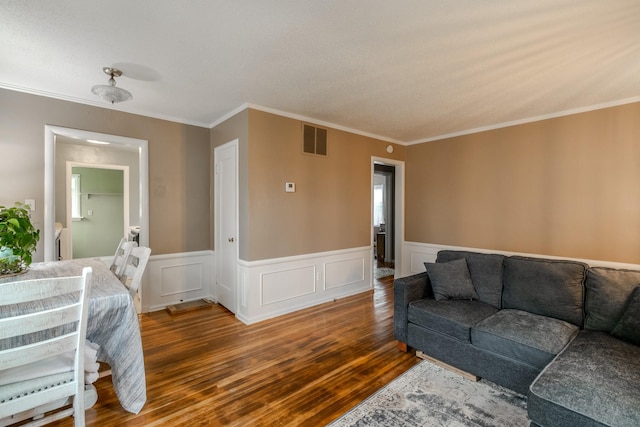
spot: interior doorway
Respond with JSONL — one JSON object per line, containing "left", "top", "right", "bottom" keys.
{"left": 373, "top": 164, "right": 395, "bottom": 279}
{"left": 371, "top": 156, "right": 405, "bottom": 284}
{"left": 44, "top": 125, "right": 149, "bottom": 262}
{"left": 66, "top": 163, "right": 129, "bottom": 259}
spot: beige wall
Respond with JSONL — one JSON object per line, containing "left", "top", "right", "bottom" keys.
{"left": 244, "top": 109, "right": 404, "bottom": 261}
{"left": 405, "top": 102, "right": 640, "bottom": 264}
{"left": 0, "top": 88, "right": 211, "bottom": 259}
{"left": 210, "top": 107, "right": 404, "bottom": 261}
{"left": 9, "top": 86, "right": 635, "bottom": 265}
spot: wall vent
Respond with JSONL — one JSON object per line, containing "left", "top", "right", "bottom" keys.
{"left": 302, "top": 124, "right": 327, "bottom": 156}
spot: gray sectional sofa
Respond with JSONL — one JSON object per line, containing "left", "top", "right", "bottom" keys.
{"left": 394, "top": 250, "right": 640, "bottom": 427}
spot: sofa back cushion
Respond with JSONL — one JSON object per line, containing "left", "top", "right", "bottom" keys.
{"left": 584, "top": 267, "right": 640, "bottom": 332}
{"left": 611, "top": 286, "right": 640, "bottom": 345}
{"left": 502, "top": 256, "right": 587, "bottom": 327}
{"left": 436, "top": 250, "right": 505, "bottom": 308}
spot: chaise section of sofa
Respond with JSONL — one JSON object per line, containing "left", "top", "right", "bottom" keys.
{"left": 528, "top": 266, "right": 640, "bottom": 427}
{"left": 528, "top": 330, "right": 640, "bottom": 427}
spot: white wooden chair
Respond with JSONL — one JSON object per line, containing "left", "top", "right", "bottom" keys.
{"left": 118, "top": 246, "right": 152, "bottom": 299}
{"left": 101, "top": 246, "right": 151, "bottom": 381}
{"left": 110, "top": 237, "right": 136, "bottom": 277}
{"left": 0, "top": 267, "right": 92, "bottom": 427}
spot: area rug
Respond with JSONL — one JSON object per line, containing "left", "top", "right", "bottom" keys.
{"left": 374, "top": 267, "right": 395, "bottom": 279}
{"left": 327, "top": 361, "right": 528, "bottom": 427}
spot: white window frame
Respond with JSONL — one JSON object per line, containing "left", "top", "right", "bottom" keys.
{"left": 373, "top": 184, "right": 385, "bottom": 227}
{"left": 71, "top": 173, "right": 82, "bottom": 220}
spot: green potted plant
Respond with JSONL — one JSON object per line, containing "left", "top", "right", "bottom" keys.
{"left": 0, "top": 202, "right": 40, "bottom": 276}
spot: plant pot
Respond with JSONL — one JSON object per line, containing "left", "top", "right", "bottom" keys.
{"left": 0, "top": 268, "right": 28, "bottom": 279}
{"left": 0, "top": 203, "right": 40, "bottom": 275}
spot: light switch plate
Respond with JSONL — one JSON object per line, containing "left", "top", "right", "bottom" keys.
{"left": 285, "top": 182, "right": 296, "bottom": 192}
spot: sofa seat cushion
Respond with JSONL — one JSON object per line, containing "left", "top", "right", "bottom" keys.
{"left": 528, "top": 330, "right": 640, "bottom": 427}
{"left": 408, "top": 299, "right": 497, "bottom": 343}
{"left": 471, "top": 309, "right": 579, "bottom": 369}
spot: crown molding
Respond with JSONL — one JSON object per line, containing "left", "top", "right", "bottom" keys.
{"left": 211, "top": 103, "right": 406, "bottom": 145}
{"left": 4, "top": 83, "right": 638, "bottom": 145}
{"left": 0, "top": 83, "right": 210, "bottom": 128}
{"left": 407, "top": 96, "right": 640, "bottom": 145}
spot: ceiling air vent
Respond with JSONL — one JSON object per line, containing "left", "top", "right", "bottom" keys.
{"left": 303, "top": 124, "right": 327, "bottom": 156}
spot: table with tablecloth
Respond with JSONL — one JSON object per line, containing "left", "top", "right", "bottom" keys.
{"left": 0, "top": 258, "right": 146, "bottom": 414}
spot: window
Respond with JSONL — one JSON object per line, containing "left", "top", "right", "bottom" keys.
{"left": 373, "top": 184, "right": 385, "bottom": 226}
{"left": 71, "top": 173, "right": 82, "bottom": 219}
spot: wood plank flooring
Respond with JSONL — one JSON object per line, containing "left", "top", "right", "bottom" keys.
{"left": 50, "top": 274, "right": 419, "bottom": 426}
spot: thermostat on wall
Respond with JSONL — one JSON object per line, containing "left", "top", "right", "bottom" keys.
{"left": 285, "top": 182, "right": 296, "bottom": 193}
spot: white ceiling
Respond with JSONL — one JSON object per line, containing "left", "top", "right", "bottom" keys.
{"left": 2, "top": 1, "right": 640, "bottom": 144}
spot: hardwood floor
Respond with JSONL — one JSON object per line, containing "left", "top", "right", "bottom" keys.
{"left": 52, "top": 275, "right": 419, "bottom": 426}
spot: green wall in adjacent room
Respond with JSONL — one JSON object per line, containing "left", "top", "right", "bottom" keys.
{"left": 71, "top": 167, "right": 124, "bottom": 258}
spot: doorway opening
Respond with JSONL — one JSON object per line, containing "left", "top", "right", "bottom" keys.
{"left": 65, "top": 163, "right": 130, "bottom": 259}
{"left": 373, "top": 163, "right": 395, "bottom": 280}
{"left": 44, "top": 125, "right": 149, "bottom": 262}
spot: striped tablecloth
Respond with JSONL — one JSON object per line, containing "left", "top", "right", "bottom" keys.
{"left": 0, "top": 258, "right": 146, "bottom": 414}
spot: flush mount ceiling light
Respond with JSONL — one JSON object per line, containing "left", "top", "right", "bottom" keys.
{"left": 91, "top": 67, "right": 132, "bottom": 104}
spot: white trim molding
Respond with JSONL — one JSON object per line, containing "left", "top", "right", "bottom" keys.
{"left": 402, "top": 241, "right": 640, "bottom": 277}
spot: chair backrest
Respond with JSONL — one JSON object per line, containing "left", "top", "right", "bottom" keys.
{"left": 0, "top": 267, "right": 92, "bottom": 426}
{"left": 119, "top": 246, "right": 152, "bottom": 298}
{"left": 110, "top": 237, "right": 136, "bottom": 277}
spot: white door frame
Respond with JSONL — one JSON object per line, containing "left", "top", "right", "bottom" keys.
{"left": 371, "top": 156, "right": 405, "bottom": 277}
{"left": 214, "top": 139, "right": 239, "bottom": 312}
{"left": 44, "top": 125, "right": 148, "bottom": 262}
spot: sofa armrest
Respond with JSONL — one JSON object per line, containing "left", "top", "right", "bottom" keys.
{"left": 393, "top": 272, "right": 432, "bottom": 344}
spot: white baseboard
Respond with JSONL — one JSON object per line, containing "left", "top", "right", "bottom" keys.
{"left": 402, "top": 241, "right": 640, "bottom": 276}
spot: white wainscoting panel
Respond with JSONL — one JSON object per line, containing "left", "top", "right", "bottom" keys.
{"left": 160, "top": 262, "right": 203, "bottom": 296}
{"left": 401, "top": 242, "right": 439, "bottom": 276}
{"left": 325, "top": 257, "right": 365, "bottom": 289}
{"left": 143, "top": 247, "right": 373, "bottom": 323}
{"left": 142, "top": 244, "right": 638, "bottom": 317}
{"left": 144, "top": 250, "right": 214, "bottom": 312}
{"left": 239, "top": 266, "right": 248, "bottom": 309}
{"left": 261, "top": 265, "right": 316, "bottom": 305}
{"left": 236, "top": 246, "right": 371, "bottom": 324}
{"left": 402, "top": 241, "right": 640, "bottom": 276}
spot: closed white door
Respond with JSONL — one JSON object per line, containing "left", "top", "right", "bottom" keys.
{"left": 215, "top": 140, "right": 238, "bottom": 313}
